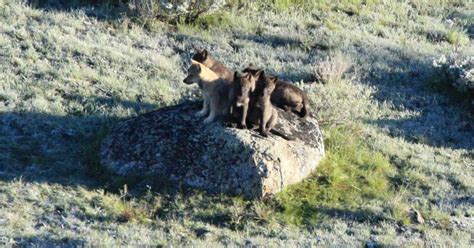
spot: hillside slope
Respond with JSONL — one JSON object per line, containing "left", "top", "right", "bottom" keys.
{"left": 0, "top": 1, "right": 473, "bottom": 246}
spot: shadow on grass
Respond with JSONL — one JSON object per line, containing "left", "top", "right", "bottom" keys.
{"left": 314, "top": 206, "right": 385, "bottom": 223}
{"left": 26, "top": 0, "right": 126, "bottom": 21}
{"left": 233, "top": 32, "right": 305, "bottom": 49}
{"left": 0, "top": 95, "right": 160, "bottom": 190}
{"left": 355, "top": 43, "right": 474, "bottom": 150}
{"left": 278, "top": 202, "right": 385, "bottom": 226}
{"left": 372, "top": 113, "right": 473, "bottom": 149}
{"left": 11, "top": 235, "right": 87, "bottom": 247}
{"left": 0, "top": 94, "right": 266, "bottom": 228}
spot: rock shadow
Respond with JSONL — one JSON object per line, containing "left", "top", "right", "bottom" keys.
{"left": 0, "top": 94, "right": 159, "bottom": 189}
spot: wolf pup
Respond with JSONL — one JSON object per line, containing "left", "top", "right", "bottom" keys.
{"left": 228, "top": 71, "right": 263, "bottom": 129}
{"left": 192, "top": 48, "right": 235, "bottom": 84}
{"left": 243, "top": 64, "right": 309, "bottom": 118}
{"left": 246, "top": 71, "right": 279, "bottom": 138}
{"left": 183, "top": 60, "right": 231, "bottom": 123}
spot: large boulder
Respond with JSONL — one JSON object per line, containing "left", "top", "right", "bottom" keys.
{"left": 100, "top": 102, "right": 325, "bottom": 198}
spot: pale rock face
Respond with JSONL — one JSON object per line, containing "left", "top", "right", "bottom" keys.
{"left": 100, "top": 102, "right": 325, "bottom": 198}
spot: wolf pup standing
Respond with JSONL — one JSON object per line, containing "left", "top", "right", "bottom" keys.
{"left": 183, "top": 60, "right": 231, "bottom": 123}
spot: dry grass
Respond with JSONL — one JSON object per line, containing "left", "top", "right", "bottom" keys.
{"left": 0, "top": 0, "right": 472, "bottom": 246}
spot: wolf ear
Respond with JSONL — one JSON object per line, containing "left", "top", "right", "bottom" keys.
{"left": 254, "top": 69, "right": 264, "bottom": 78}
{"left": 258, "top": 70, "right": 266, "bottom": 80}
{"left": 190, "top": 63, "right": 201, "bottom": 73}
{"left": 202, "top": 49, "right": 208, "bottom": 59}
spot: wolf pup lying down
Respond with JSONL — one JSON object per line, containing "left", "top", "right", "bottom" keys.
{"left": 243, "top": 64, "right": 309, "bottom": 118}
{"left": 192, "top": 48, "right": 235, "bottom": 84}
{"left": 183, "top": 60, "right": 231, "bottom": 123}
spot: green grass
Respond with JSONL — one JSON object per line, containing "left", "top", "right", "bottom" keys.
{"left": 192, "top": 12, "right": 235, "bottom": 30}
{"left": 446, "top": 29, "right": 470, "bottom": 45}
{"left": 276, "top": 126, "right": 394, "bottom": 225}
{"left": 0, "top": 0, "right": 473, "bottom": 246}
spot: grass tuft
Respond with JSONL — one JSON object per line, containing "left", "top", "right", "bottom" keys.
{"left": 446, "top": 29, "right": 470, "bottom": 46}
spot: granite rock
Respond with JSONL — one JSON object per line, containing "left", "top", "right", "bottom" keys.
{"left": 100, "top": 102, "right": 325, "bottom": 198}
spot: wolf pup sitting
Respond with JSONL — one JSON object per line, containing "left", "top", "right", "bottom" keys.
{"left": 229, "top": 71, "right": 262, "bottom": 129}
{"left": 246, "top": 71, "right": 279, "bottom": 138}
{"left": 243, "top": 64, "right": 309, "bottom": 118}
{"left": 192, "top": 48, "right": 235, "bottom": 84}
{"left": 183, "top": 60, "right": 231, "bottom": 123}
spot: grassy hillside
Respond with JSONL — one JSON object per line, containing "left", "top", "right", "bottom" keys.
{"left": 0, "top": 0, "right": 473, "bottom": 246}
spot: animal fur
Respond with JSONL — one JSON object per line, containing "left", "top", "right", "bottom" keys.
{"left": 246, "top": 72, "right": 279, "bottom": 138}
{"left": 243, "top": 64, "right": 309, "bottom": 118}
{"left": 192, "top": 48, "right": 235, "bottom": 84}
{"left": 228, "top": 71, "right": 261, "bottom": 129}
{"left": 183, "top": 60, "right": 231, "bottom": 123}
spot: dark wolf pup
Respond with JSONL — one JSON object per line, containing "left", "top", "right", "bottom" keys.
{"left": 229, "top": 71, "right": 261, "bottom": 129}
{"left": 246, "top": 71, "right": 279, "bottom": 138}
{"left": 243, "top": 64, "right": 309, "bottom": 118}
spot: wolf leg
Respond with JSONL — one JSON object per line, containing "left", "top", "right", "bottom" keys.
{"left": 196, "top": 97, "right": 209, "bottom": 117}
{"left": 203, "top": 97, "right": 219, "bottom": 123}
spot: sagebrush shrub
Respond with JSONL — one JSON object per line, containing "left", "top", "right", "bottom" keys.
{"left": 129, "top": 0, "right": 226, "bottom": 22}
{"left": 313, "top": 51, "right": 352, "bottom": 84}
{"left": 432, "top": 55, "right": 474, "bottom": 98}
